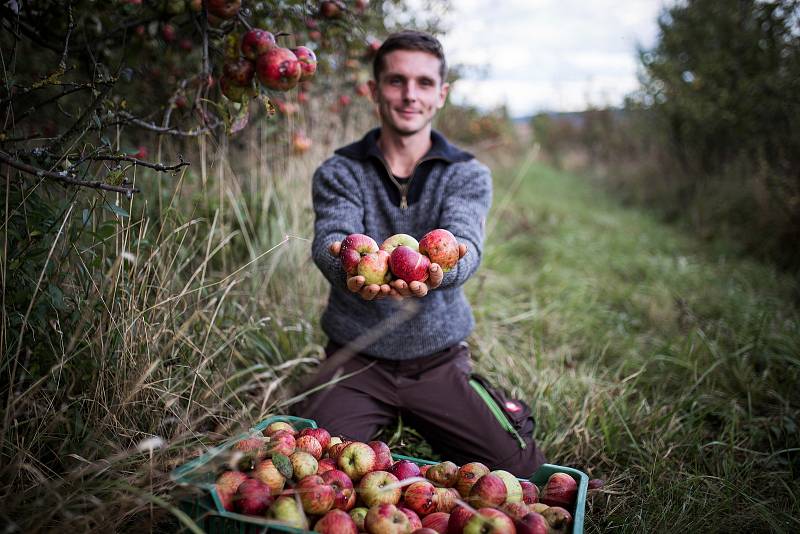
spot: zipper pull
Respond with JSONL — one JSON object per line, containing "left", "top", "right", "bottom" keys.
{"left": 400, "top": 196, "right": 408, "bottom": 209}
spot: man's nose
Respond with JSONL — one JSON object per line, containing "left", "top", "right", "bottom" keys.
{"left": 402, "top": 82, "right": 417, "bottom": 101}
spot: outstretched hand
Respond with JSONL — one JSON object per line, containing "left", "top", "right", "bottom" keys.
{"left": 330, "top": 241, "right": 392, "bottom": 301}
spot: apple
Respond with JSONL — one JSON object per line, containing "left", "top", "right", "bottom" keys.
{"left": 318, "top": 457, "right": 337, "bottom": 474}
{"left": 328, "top": 440, "right": 353, "bottom": 462}
{"left": 541, "top": 506, "right": 572, "bottom": 532}
{"left": 350, "top": 506, "right": 369, "bottom": 531}
{"left": 454, "top": 463, "right": 490, "bottom": 498}
{"left": 233, "top": 436, "right": 267, "bottom": 471}
{"left": 268, "top": 430, "right": 296, "bottom": 456}
{"left": 358, "top": 250, "right": 391, "bottom": 285}
{"left": 340, "top": 234, "right": 379, "bottom": 275}
{"left": 447, "top": 506, "right": 475, "bottom": 534}
{"left": 264, "top": 421, "right": 296, "bottom": 436}
{"left": 315, "top": 509, "right": 359, "bottom": 534}
{"left": 337, "top": 442, "right": 376, "bottom": 481}
{"left": 223, "top": 58, "right": 255, "bottom": 86}
{"left": 319, "top": 1, "right": 344, "bottom": 19}
{"left": 359, "top": 471, "right": 402, "bottom": 507}
{"left": 356, "top": 82, "right": 371, "bottom": 97}
{"left": 257, "top": 47, "right": 302, "bottom": 91}
{"left": 292, "top": 46, "right": 317, "bottom": 81}
{"left": 298, "top": 90, "right": 311, "bottom": 104}
{"left": 241, "top": 29, "right": 276, "bottom": 60}
{"left": 339, "top": 94, "right": 352, "bottom": 107}
{"left": 300, "top": 427, "right": 332, "bottom": 450}
{"left": 269, "top": 495, "right": 309, "bottom": 530}
{"left": 434, "top": 488, "right": 459, "bottom": 513}
{"left": 419, "top": 465, "right": 431, "bottom": 477}
{"left": 290, "top": 450, "right": 319, "bottom": 480}
{"left": 413, "top": 530, "right": 439, "bottom": 534}
{"left": 297, "top": 474, "right": 335, "bottom": 515}
{"left": 215, "top": 470, "right": 248, "bottom": 512}
{"left": 389, "top": 246, "right": 431, "bottom": 284}
{"left": 207, "top": 0, "right": 241, "bottom": 19}
{"left": 369, "top": 441, "right": 393, "bottom": 471}
{"left": 418, "top": 229, "right": 460, "bottom": 272}
{"left": 519, "top": 481, "right": 538, "bottom": 505}
{"left": 390, "top": 460, "right": 421, "bottom": 481}
{"left": 422, "top": 512, "right": 450, "bottom": 534}
{"left": 323, "top": 469, "right": 357, "bottom": 511}
{"left": 491, "top": 471, "right": 523, "bottom": 503}
{"left": 402, "top": 480, "right": 437, "bottom": 517}
{"left": 380, "top": 234, "right": 419, "bottom": 253}
{"left": 540, "top": 473, "right": 577, "bottom": 508}
{"left": 469, "top": 474, "right": 507, "bottom": 508}
{"left": 513, "top": 513, "right": 548, "bottom": 534}
{"left": 365, "top": 503, "right": 412, "bottom": 534}
{"left": 426, "top": 461, "right": 458, "bottom": 488}
{"left": 234, "top": 478, "right": 274, "bottom": 515}
{"left": 366, "top": 39, "right": 382, "bottom": 57}
{"left": 296, "top": 435, "right": 323, "bottom": 460}
{"left": 253, "top": 459, "right": 286, "bottom": 494}
{"left": 462, "top": 508, "right": 515, "bottom": 534}
{"left": 529, "top": 503, "right": 548, "bottom": 514}
{"left": 161, "top": 23, "right": 176, "bottom": 43}
{"left": 501, "top": 502, "right": 529, "bottom": 521}
{"left": 293, "top": 132, "right": 312, "bottom": 154}
{"left": 398, "top": 506, "right": 423, "bottom": 530}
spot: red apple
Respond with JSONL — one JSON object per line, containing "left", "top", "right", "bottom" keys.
{"left": 418, "top": 229, "right": 459, "bottom": 272}
{"left": 434, "top": 488, "right": 459, "bottom": 513}
{"left": 318, "top": 457, "right": 337, "bottom": 475}
{"left": 328, "top": 440, "right": 353, "bottom": 461}
{"left": 267, "top": 430, "right": 296, "bottom": 456}
{"left": 257, "top": 47, "right": 302, "bottom": 91}
{"left": 359, "top": 470, "right": 402, "bottom": 507}
{"left": 296, "top": 435, "right": 323, "bottom": 460}
{"left": 402, "top": 480, "right": 437, "bottom": 517}
{"left": 350, "top": 507, "right": 369, "bottom": 531}
{"left": 491, "top": 471, "right": 523, "bottom": 503}
{"left": 366, "top": 39, "right": 382, "bottom": 57}
{"left": 501, "top": 502, "right": 529, "bottom": 521}
{"left": 540, "top": 473, "right": 577, "bottom": 508}
{"left": 454, "top": 463, "right": 490, "bottom": 498}
{"left": 422, "top": 512, "right": 450, "bottom": 534}
{"left": 469, "top": 474, "right": 507, "bottom": 508}
{"left": 513, "top": 512, "right": 548, "bottom": 534}
{"left": 398, "top": 506, "right": 423, "bottom": 530}
{"left": 161, "top": 23, "right": 176, "bottom": 42}
{"left": 519, "top": 481, "right": 538, "bottom": 505}
{"left": 358, "top": 250, "right": 391, "bottom": 285}
{"left": 322, "top": 469, "right": 357, "bottom": 511}
{"left": 297, "top": 474, "right": 335, "bottom": 515}
{"left": 419, "top": 465, "right": 430, "bottom": 477}
{"left": 290, "top": 450, "right": 319, "bottom": 480}
{"left": 315, "top": 509, "right": 359, "bottom": 534}
{"left": 253, "top": 459, "right": 286, "bottom": 495}
{"left": 389, "top": 246, "right": 431, "bottom": 283}
{"left": 413, "top": 530, "right": 438, "bottom": 534}
{"left": 426, "top": 461, "right": 458, "bottom": 488}
{"left": 369, "top": 441, "right": 393, "bottom": 471}
{"left": 462, "top": 509, "right": 515, "bottom": 534}
{"left": 541, "top": 506, "right": 572, "bottom": 532}
{"left": 337, "top": 442, "right": 376, "bottom": 481}
{"left": 390, "top": 460, "right": 421, "bottom": 481}
{"left": 292, "top": 46, "right": 317, "bottom": 81}
{"left": 365, "top": 503, "right": 412, "bottom": 534}
{"left": 380, "top": 234, "right": 419, "bottom": 253}
{"left": 340, "top": 233, "right": 379, "bottom": 275}
{"left": 223, "top": 58, "right": 255, "bottom": 86}
{"left": 215, "top": 470, "right": 248, "bottom": 512}
{"left": 319, "top": 1, "right": 344, "bottom": 19}
{"left": 207, "top": 0, "right": 241, "bottom": 19}
{"left": 300, "top": 427, "right": 332, "bottom": 450}
{"left": 339, "top": 94, "right": 352, "bottom": 107}
{"left": 234, "top": 478, "right": 274, "bottom": 515}
{"left": 241, "top": 29, "right": 276, "bottom": 60}
{"left": 447, "top": 506, "right": 475, "bottom": 534}
{"left": 298, "top": 91, "right": 310, "bottom": 104}
{"left": 233, "top": 436, "right": 267, "bottom": 471}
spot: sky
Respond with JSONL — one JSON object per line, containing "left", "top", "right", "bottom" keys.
{"left": 434, "top": 0, "right": 667, "bottom": 117}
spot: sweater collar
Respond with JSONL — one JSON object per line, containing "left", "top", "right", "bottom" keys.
{"left": 335, "top": 128, "right": 474, "bottom": 164}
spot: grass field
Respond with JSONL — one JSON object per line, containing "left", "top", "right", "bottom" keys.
{"left": 463, "top": 152, "right": 800, "bottom": 532}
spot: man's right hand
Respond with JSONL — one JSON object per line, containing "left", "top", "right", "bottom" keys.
{"left": 330, "top": 241, "right": 392, "bottom": 301}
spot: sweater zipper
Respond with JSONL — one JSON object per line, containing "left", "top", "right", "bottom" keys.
{"left": 468, "top": 378, "right": 527, "bottom": 449}
{"left": 378, "top": 157, "right": 435, "bottom": 210}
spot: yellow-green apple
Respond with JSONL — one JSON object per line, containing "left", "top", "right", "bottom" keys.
{"left": 358, "top": 250, "right": 391, "bottom": 285}
{"left": 462, "top": 508, "right": 515, "bottom": 534}
{"left": 296, "top": 435, "right": 323, "bottom": 460}
{"left": 491, "top": 471, "right": 522, "bottom": 503}
{"left": 291, "top": 46, "right": 317, "bottom": 81}
{"left": 365, "top": 503, "right": 412, "bottom": 534}
{"left": 398, "top": 506, "right": 423, "bottom": 530}
{"left": 455, "top": 463, "right": 490, "bottom": 498}
{"left": 215, "top": 470, "right": 248, "bottom": 511}
{"left": 300, "top": 427, "right": 332, "bottom": 450}
{"left": 501, "top": 502, "right": 529, "bottom": 521}
{"left": 315, "top": 509, "right": 359, "bottom": 534}
{"left": 269, "top": 495, "right": 309, "bottom": 529}
{"left": 328, "top": 436, "right": 343, "bottom": 449}
{"left": 402, "top": 480, "right": 437, "bottom": 517}
{"left": 359, "top": 470, "right": 402, "bottom": 507}
{"left": 234, "top": 478, "right": 274, "bottom": 515}
{"left": 418, "top": 229, "right": 459, "bottom": 272}
{"left": 530, "top": 503, "right": 548, "bottom": 514}
{"left": 389, "top": 246, "right": 431, "bottom": 283}
{"left": 380, "top": 234, "right": 419, "bottom": 253}
{"left": 253, "top": 459, "right": 286, "bottom": 495}
{"left": 257, "top": 47, "right": 302, "bottom": 91}
{"left": 223, "top": 58, "right": 255, "bottom": 86}
{"left": 421, "top": 512, "right": 450, "bottom": 534}
{"left": 337, "top": 442, "right": 376, "bottom": 481}
{"left": 434, "top": 488, "right": 460, "bottom": 513}
{"left": 390, "top": 459, "right": 421, "bottom": 481}
{"left": 290, "top": 451, "right": 319, "bottom": 480}
{"left": 296, "top": 474, "right": 335, "bottom": 515}
{"left": 519, "top": 481, "right": 538, "bottom": 505}
{"left": 426, "top": 461, "right": 458, "bottom": 488}
{"left": 264, "top": 421, "right": 296, "bottom": 436}
{"left": 513, "top": 512, "right": 548, "bottom": 534}
{"left": 207, "top": 0, "right": 241, "bottom": 18}
{"left": 468, "top": 474, "right": 507, "bottom": 508}
{"left": 241, "top": 29, "right": 276, "bottom": 60}
{"left": 369, "top": 441, "right": 393, "bottom": 471}
{"left": 322, "top": 469, "right": 357, "bottom": 511}
{"left": 350, "top": 506, "right": 369, "bottom": 531}
{"left": 541, "top": 506, "right": 572, "bottom": 532}
{"left": 340, "top": 234, "right": 378, "bottom": 275}
{"left": 540, "top": 473, "right": 577, "bottom": 508}
{"left": 268, "top": 430, "right": 296, "bottom": 457}
{"left": 447, "top": 506, "right": 475, "bottom": 534}
{"left": 318, "top": 457, "right": 337, "bottom": 475}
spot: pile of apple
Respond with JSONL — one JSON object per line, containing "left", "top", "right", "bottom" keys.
{"left": 340, "top": 229, "right": 460, "bottom": 285}
{"left": 220, "top": 28, "right": 317, "bottom": 102}
{"left": 214, "top": 421, "right": 578, "bottom": 534}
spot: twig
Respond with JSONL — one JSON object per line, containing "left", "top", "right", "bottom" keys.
{"left": 0, "top": 150, "right": 140, "bottom": 195}
{"left": 83, "top": 154, "right": 190, "bottom": 173}
{"left": 117, "top": 111, "right": 215, "bottom": 137}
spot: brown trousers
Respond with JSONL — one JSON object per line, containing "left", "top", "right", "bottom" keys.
{"left": 291, "top": 342, "right": 547, "bottom": 478}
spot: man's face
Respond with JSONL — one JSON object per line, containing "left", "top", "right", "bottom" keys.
{"left": 370, "top": 50, "right": 449, "bottom": 137}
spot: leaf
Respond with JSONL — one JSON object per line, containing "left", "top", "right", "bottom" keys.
{"left": 230, "top": 106, "right": 249, "bottom": 134}
{"left": 272, "top": 453, "right": 293, "bottom": 480}
{"left": 105, "top": 202, "right": 129, "bottom": 218}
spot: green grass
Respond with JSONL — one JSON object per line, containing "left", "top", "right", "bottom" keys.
{"left": 465, "top": 155, "right": 800, "bottom": 532}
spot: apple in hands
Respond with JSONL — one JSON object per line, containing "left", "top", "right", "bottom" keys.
{"left": 389, "top": 246, "right": 430, "bottom": 284}
{"left": 358, "top": 250, "right": 391, "bottom": 285}
{"left": 339, "top": 234, "right": 379, "bottom": 275}
{"left": 380, "top": 233, "right": 419, "bottom": 253}
{"left": 418, "top": 229, "right": 460, "bottom": 272}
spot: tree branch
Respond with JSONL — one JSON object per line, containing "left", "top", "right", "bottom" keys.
{"left": 117, "top": 110, "right": 217, "bottom": 137}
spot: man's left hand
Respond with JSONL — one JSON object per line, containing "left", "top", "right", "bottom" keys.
{"left": 389, "top": 243, "right": 467, "bottom": 299}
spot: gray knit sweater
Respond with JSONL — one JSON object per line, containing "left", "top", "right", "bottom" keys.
{"left": 311, "top": 128, "right": 493, "bottom": 359}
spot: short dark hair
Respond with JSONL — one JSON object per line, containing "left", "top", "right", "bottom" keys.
{"left": 373, "top": 30, "right": 447, "bottom": 83}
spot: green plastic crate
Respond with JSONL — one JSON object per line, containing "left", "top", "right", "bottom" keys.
{"left": 171, "top": 415, "right": 588, "bottom": 533}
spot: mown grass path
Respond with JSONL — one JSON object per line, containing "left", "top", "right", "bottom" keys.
{"left": 465, "top": 155, "right": 799, "bottom": 532}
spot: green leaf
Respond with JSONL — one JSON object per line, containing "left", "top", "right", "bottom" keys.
{"left": 272, "top": 453, "right": 293, "bottom": 480}
{"left": 105, "top": 203, "right": 129, "bottom": 218}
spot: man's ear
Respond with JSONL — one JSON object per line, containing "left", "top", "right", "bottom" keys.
{"left": 368, "top": 80, "right": 378, "bottom": 102}
{"left": 437, "top": 82, "right": 450, "bottom": 109}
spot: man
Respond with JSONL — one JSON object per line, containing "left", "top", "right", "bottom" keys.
{"left": 292, "top": 30, "right": 546, "bottom": 476}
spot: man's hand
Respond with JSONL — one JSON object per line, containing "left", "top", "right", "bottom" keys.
{"left": 388, "top": 243, "right": 468, "bottom": 299}
{"left": 330, "top": 241, "right": 391, "bottom": 301}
